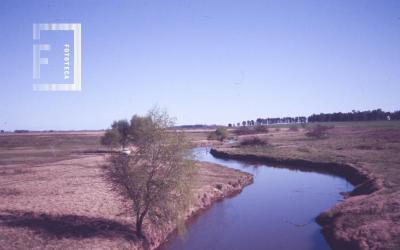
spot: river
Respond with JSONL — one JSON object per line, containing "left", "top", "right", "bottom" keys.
{"left": 162, "top": 147, "right": 353, "bottom": 250}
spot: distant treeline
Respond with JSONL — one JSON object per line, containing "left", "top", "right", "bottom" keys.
{"left": 256, "top": 117, "right": 307, "bottom": 125}
{"left": 229, "top": 109, "right": 399, "bottom": 127}
{"left": 174, "top": 124, "right": 219, "bottom": 129}
{"left": 229, "top": 117, "right": 307, "bottom": 127}
{"left": 13, "top": 130, "right": 30, "bottom": 133}
{"left": 13, "top": 130, "right": 55, "bottom": 133}
{"left": 308, "top": 109, "right": 400, "bottom": 122}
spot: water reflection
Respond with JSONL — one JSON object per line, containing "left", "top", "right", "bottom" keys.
{"left": 162, "top": 148, "right": 353, "bottom": 250}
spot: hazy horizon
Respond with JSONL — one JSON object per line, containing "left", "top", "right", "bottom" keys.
{"left": 1, "top": 0, "right": 400, "bottom": 131}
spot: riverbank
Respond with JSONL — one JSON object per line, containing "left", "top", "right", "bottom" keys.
{"left": 210, "top": 122, "right": 400, "bottom": 250}
{"left": 0, "top": 155, "right": 252, "bottom": 250}
{"left": 0, "top": 132, "right": 253, "bottom": 250}
{"left": 148, "top": 160, "right": 253, "bottom": 249}
{"left": 161, "top": 147, "right": 349, "bottom": 249}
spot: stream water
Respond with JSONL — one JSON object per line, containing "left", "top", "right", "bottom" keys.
{"left": 162, "top": 148, "right": 353, "bottom": 250}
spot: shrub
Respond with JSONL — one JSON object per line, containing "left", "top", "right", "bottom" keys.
{"left": 240, "top": 136, "right": 269, "bottom": 146}
{"left": 288, "top": 125, "right": 299, "bottom": 132}
{"left": 255, "top": 125, "right": 269, "bottom": 133}
{"left": 208, "top": 127, "right": 228, "bottom": 141}
{"left": 234, "top": 126, "right": 252, "bottom": 135}
{"left": 305, "top": 125, "right": 332, "bottom": 139}
{"left": 234, "top": 126, "right": 268, "bottom": 135}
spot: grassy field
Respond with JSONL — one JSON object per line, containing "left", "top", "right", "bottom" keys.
{"left": 0, "top": 131, "right": 251, "bottom": 250}
{"left": 213, "top": 120, "right": 400, "bottom": 249}
{"left": 0, "top": 130, "right": 218, "bottom": 166}
{"left": 0, "top": 132, "right": 106, "bottom": 165}
{"left": 224, "top": 121, "right": 400, "bottom": 187}
{"left": 1, "top": 122, "right": 399, "bottom": 249}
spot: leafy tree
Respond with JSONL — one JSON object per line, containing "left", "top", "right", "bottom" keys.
{"left": 129, "top": 115, "right": 155, "bottom": 145}
{"left": 105, "top": 108, "right": 195, "bottom": 239}
{"left": 111, "top": 120, "right": 130, "bottom": 148}
{"left": 101, "top": 129, "right": 121, "bottom": 150}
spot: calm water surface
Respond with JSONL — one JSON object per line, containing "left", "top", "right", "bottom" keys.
{"left": 163, "top": 148, "right": 353, "bottom": 250}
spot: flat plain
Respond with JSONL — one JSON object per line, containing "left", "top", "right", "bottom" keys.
{"left": 213, "top": 121, "right": 400, "bottom": 249}
{"left": 0, "top": 131, "right": 251, "bottom": 250}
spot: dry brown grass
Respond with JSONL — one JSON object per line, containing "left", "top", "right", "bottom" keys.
{"left": 227, "top": 123, "right": 400, "bottom": 183}
{"left": 0, "top": 131, "right": 251, "bottom": 249}
{"left": 239, "top": 136, "right": 269, "bottom": 146}
{"left": 215, "top": 121, "right": 400, "bottom": 249}
{"left": 179, "top": 129, "right": 222, "bottom": 147}
{"left": 0, "top": 156, "right": 138, "bottom": 249}
{"left": 0, "top": 132, "right": 106, "bottom": 165}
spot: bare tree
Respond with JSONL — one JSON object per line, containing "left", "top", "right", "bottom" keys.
{"left": 105, "top": 108, "right": 195, "bottom": 239}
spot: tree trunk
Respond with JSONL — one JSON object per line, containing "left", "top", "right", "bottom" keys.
{"left": 135, "top": 203, "right": 150, "bottom": 239}
{"left": 136, "top": 217, "right": 144, "bottom": 238}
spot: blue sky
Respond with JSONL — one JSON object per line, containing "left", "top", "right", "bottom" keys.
{"left": 0, "top": 0, "right": 399, "bottom": 130}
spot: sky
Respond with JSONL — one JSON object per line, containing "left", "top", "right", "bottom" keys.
{"left": 0, "top": 0, "right": 399, "bottom": 130}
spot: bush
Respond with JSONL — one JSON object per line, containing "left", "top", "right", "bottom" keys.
{"left": 208, "top": 127, "right": 228, "bottom": 141}
{"left": 305, "top": 125, "right": 332, "bottom": 139}
{"left": 255, "top": 125, "right": 269, "bottom": 133}
{"left": 288, "top": 125, "right": 299, "bottom": 132}
{"left": 240, "top": 136, "right": 269, "bottom": 146}
{"left": 234, "top": 126, "right": 252, "bottom": 135}
{"left": 234, "top": 126, "right": 268, "bottom": 135}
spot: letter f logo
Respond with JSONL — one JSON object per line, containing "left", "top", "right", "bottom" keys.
{"left": 33, "top": 44, "right": 50, "bottom": 80}
{"left": 32, "top": 23, "right": 81, "bottom": 91}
